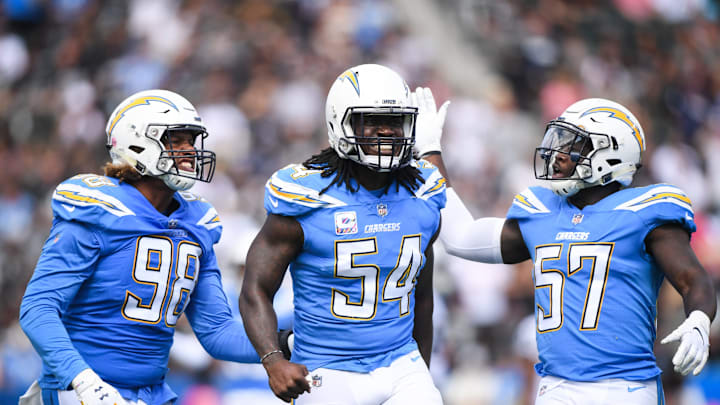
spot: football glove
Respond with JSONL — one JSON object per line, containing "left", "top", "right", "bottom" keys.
{"left": 660, "top": 310, "right": 711, "bottom": 376}
{"left": 71, "top": 368, "right": 127, "bottom": 405}
{"left": 411, "top": 86, "right": 450, "bottom": 157}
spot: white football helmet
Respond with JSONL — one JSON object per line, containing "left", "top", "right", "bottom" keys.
{"left": 105, "top": 89, "right": 216, "bottom": 191}
{"left": 325, "top": 64, "right": 417, "bottom": 172}
{"left": 534, "top": 98, "right": 645, "bottom": 197}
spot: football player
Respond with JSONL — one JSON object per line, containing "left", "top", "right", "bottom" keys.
{"left": 239, "top": 64, "right": 446, "bottom": 404}
{"left": 413, "top": 89, "right": 717, "bottom": 404}
{"left": 19, "top": 90, "right": 268, "bottom": 405}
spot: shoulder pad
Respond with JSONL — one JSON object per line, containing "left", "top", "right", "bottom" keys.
{"left": 52, "top": 175, "right": 135, "bottom": 224}
{"left": 507, "top": 186, "right": 554, "bottom": 219}
{"left": 178, "top": 191, "right": 207, "bottom": 203}
{"left": 614, "top": 184, "right": 693, "bottom": 213}
{"left": 265, "top": 164, "right": 347, "bottom": 216}
{"left": 614, "top": 184, "right": 695, "bottom": 233}
{"left": 177, "top": 191, "right": 222, "bottom": 243}
{"left": 413, "top": 161, "right": 447, "bottom": 207}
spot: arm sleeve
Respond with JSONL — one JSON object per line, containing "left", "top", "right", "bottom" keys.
{"left": 185, "top": 250, "right": 260, "bottom": 363}
{"left": 439, "top": 188, "right": 505, "bottom": 263}
{"left": 19, "top": 219, "right": 101, "bottom": 388}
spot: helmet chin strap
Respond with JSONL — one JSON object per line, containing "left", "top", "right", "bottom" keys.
{"left": 356, "top": 144, "right": 406, "bottom": 172}
{"left": 549, "top": 179, "right": 586, "bottom": 197}
{"left": 161, "top": 172, "right": 195, "bottom": 191}
{"left": 550, "top": 165, "right": 638, "bottom": 197}
{"left": 157, "top": 155, "right": 198, "bottom": 191}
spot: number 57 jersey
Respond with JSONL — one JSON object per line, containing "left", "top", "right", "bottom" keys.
{"left": 508, "top": 184, "right": 696, "bottom": 381}
{"left": 265, "top": 163, "right": 446, "bottom": 372}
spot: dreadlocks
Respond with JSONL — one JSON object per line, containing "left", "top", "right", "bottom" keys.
{"left": 303, "top": 147, "right": 425, "bottom": 195}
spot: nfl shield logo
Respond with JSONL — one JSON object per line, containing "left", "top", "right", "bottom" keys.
{"left": 377, "top": 203, "right": 388, "bottom": 217}
{"left": 310, "top": 374, "right": 322, "bottom": 387}
{"left": 572, "top": 213, "right": 584, "bottom": 225}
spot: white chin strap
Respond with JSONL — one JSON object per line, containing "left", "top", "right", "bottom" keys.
{"left": 357, "top": 148, "right": 402, "bottom": 172}
{"left": 550, "top": 165, "right": 638, "bottom": 197}
{"left": 549, "top": 179, "right": 586, "bottom": 197}
{"left": 161, "top": 172, "right": 196, "bottom": 191}
{"left": 333, "top": 141, "right": 404, "bottom": 172}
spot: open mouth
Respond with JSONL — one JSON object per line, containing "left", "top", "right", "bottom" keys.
{"left": 176, "top": 159, "right": 195, "bottom": 172}
{"left": 364, "top": 137, "right": 403, "bottom": 156}
{"left": 366, "top": 143, "right": 399, "bottom": 156}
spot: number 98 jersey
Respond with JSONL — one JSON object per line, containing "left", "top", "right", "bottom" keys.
{"left": 507, "top": 184, "right": 696, "bottom": 381}
{"left": 25, "top": 174, "right": 224, "bottom": 389}
{"left": 264, "top": 162, "right": 446, "bottom": 372}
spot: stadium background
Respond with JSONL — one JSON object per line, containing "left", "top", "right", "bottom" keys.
{"left": 0, "top": 0, "right": 719, "bottom": 404}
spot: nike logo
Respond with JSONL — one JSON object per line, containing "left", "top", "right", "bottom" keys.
{"left": 269, "top": 196, "right": 279, "bottom": 208}
{"left": 410, "top": 355, "right": 421, "bottom": 362}
{"left": 627, "top": 386, "right": 646, "bottom": 392}
{"left": 685, "top": 212, "right": 693, "bottom": 221}
{"left": 62, "top": 204, "right": 76, "bottom": 212}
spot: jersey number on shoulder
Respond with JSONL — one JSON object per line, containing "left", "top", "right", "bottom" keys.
{"left": 121, "top": 235, "right": 201, "bottom": 327}
{"left": 534, "top": 242, "right": 614, "bottom": 333}
{"left": 332, "top": 235, "right": 422, "bottom": 320}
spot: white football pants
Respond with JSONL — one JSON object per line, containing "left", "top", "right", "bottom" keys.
{"left": 534, "top": 375, "right": 663, "bottom": 405}
{"left": 294, "top": 350, "right": 443, "bottom": 405}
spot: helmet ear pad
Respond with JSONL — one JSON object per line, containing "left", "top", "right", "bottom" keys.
{"left": 105, "top": 89, "right": 216, "bottom": 190}
{"left": 325, "top": 64, "right": 417, "bottom": 172}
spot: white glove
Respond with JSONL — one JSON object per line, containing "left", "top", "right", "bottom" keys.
{"left": 411, "top": 87, "right": 450, "bottom": 157}
{"left": 72, "top": 368, "right": 128, "bottom": 405}
{"left": 660, "top": 310, "right": 711, "bottom": 376}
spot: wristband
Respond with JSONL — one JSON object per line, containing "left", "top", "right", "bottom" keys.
{"left": 261, "top": 349, "right": 283, "bottom": 363}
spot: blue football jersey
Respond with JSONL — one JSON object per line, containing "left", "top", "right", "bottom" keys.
{"left": 20, "top": 174, "right": 254, "bottom": 395}
{"left": 265, "top": 161, "right": 446, "bottom": 372}
{"left": 507, "top": 184, "right": 696, "bottom": 381}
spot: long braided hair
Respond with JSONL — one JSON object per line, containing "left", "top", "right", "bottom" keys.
{"left": 302, "top": 147, "right": 425, "bottom": 195}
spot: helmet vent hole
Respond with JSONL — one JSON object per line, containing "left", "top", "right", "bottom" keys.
{"left": 328, "top": 122, "right": 334, "bottom": 132}
{"left": 129, "top": 145, "right": 145, "bottom": 154}
{"left": 606, "top": 159, "right": 622, "bottom": 166}
{"left": 611, "top": 136, "right": 619, "bottom": 150}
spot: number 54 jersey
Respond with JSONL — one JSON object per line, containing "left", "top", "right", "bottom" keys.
{"left": 508, "top": 184, "right": 696, "bottom": 381}
{"left": 265, "top": 162, "right": 446, "bottom": 372}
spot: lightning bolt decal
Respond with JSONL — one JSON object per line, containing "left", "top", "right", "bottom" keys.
{"left": 108, "top": 96, "right": 179, "bottom": 135}
{"left": 581, "top": 107, "right": 644, "bottom": 151}
{"left": 339, "top": 69, "right": 361, "bottom": 96}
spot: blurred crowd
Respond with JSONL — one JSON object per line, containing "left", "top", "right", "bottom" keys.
{"left": 0, "top": 0, "right": 719, "bottom": 404}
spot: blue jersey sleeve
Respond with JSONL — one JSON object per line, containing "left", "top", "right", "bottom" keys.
{"left": 506, "top": 186, "right": 556, "bottom": 220}
{"left": 184, "top": 250, "right": 259, "bottom": 363}
{"left": 614, "top": 184, "right": 696, "bottom": 238}
{"left": 413, "top": 160, "right": 447, "bottom": 212}
{"left": 19, "top": 219, "right": 103, "bottom": 388}
{"left": 264, "top": 164, "right": 347, "bottom": 217}
{"left": 179, "top": 191, "right": 223, "bottom": 245}
{"left": 52, "top": 176, "right": 135, "bottom": 225}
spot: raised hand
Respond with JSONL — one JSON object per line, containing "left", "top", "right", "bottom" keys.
{"left": 412, "top": 87, "right": 450, "bottom": 157}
